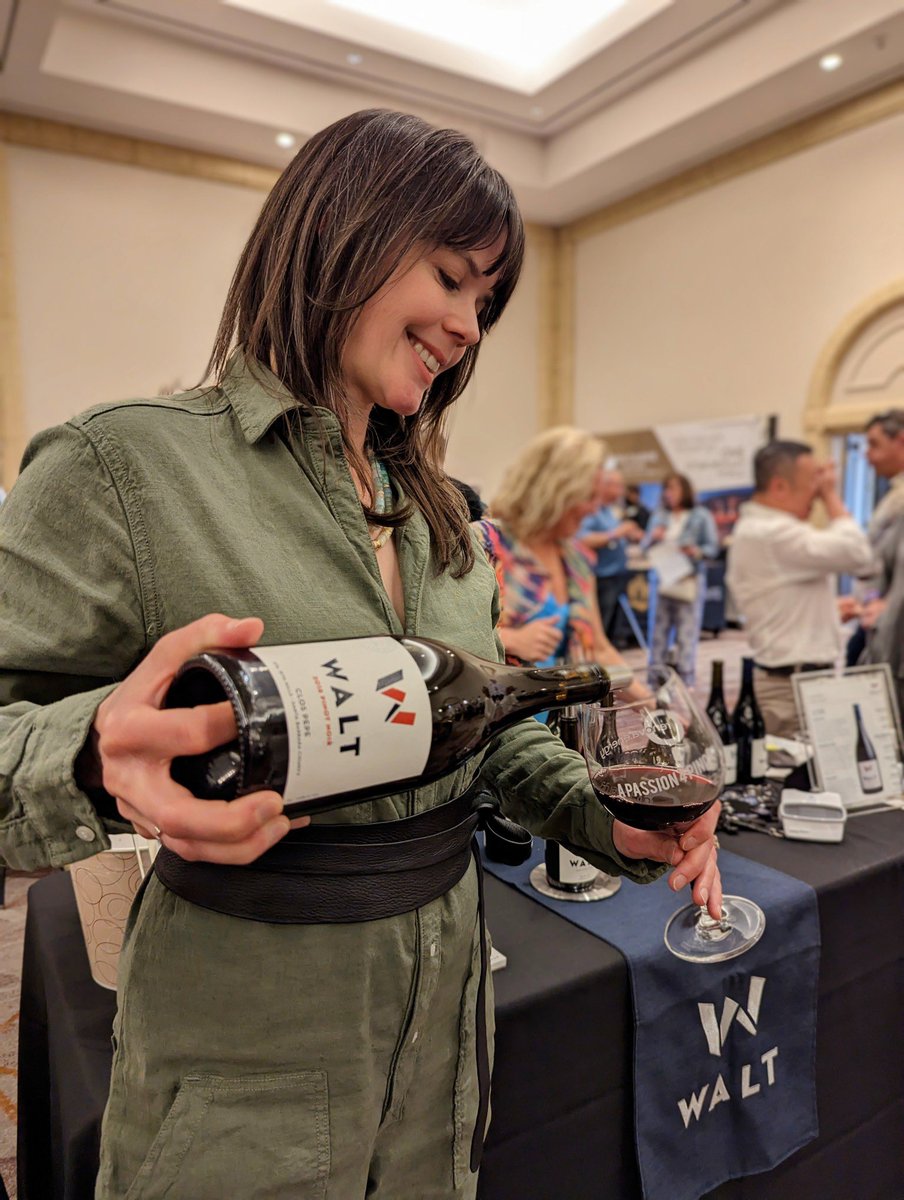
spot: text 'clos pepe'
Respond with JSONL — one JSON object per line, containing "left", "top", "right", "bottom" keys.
{"left": 165, "top": 635, "right": 633, "bottom": 819}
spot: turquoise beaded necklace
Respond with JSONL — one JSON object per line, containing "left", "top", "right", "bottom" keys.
{"left": 367, "top": 451, "right": 393, "bottom": 551}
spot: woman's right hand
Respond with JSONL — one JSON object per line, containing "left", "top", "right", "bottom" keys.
{"left": 89, "top": 613, "right": 303, "bottom": 864}
{"left": 503, "top": 616, "right": 563, "bottom": 663}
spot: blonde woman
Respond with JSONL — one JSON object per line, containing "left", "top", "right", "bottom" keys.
{"left": 473, "top": 427, "right": 640, "bottom": 690}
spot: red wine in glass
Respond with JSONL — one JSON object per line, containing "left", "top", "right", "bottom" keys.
{"left": 591, "top": 764, "right": 720, "bottom": 831}
{"left": 581, "top": 665, "right": 766, "bottom": 963}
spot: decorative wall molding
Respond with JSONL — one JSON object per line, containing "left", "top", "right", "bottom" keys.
{"left": 0, "top": 146, "right": 25, "bottom": 489}
{"left": 550, "top": 228, "right": 575, "bottom": 429}
{"left": 566, "top": 77, "right": 904, "bottom": 245}
{"left": 559, "top": 76, "right": 904, "bottom": 439}
{"left": 0, "top": 112, "right": 281, "bottom": 192}
{"left": 1, "top": 75, "right": 903, "bottom": 456}
{"left": 805, "top": 279, "right": 904, "bottom": 452}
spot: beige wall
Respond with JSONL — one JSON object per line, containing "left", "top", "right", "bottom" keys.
{"left": 443, "top": 232, "right": 542, "bottom": 501}
{"left": 1, "top": 142, "right": 543, "bottom": 501}
{"left": 5, "top": 145, "right": 265, "bottom": 431}
{"left": 572, "top": 111, "right": 904, "bottom": 441}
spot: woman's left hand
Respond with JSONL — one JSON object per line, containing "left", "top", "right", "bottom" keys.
{"left": 612, "top": 801, "right": 722, "bottom": 920}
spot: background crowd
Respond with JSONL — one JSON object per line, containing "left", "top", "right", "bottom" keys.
{"left": 470, "top": 408, "right": 904, "bottom": 737}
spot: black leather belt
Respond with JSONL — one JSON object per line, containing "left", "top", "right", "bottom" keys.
{"left": 154, "top": 786, "right": 528, "bottom": 1173}
{"left": 753, "top": 662, "right": 833, "bottom": 677}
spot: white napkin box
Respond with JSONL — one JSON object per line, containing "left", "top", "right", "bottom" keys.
{"left": 778, "top": 789, "right": 846, "bottom": 843}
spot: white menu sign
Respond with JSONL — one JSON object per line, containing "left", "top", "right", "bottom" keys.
{"left": 793, "top": 666, "right": 903, "bottom": 809}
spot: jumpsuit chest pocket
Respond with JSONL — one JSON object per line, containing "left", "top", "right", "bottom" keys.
{"left": 123, "top": 1070, "right": 330, "bottom": 1200}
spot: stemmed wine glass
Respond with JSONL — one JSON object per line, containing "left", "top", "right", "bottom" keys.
{"left": 581, "top": 665, "right": 765, "bottom": 963}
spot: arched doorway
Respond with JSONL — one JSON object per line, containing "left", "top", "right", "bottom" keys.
{"left": 805, "top": 281, "right": 904, "bottom": 525}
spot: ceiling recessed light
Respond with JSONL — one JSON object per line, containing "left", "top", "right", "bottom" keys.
{"left": 346, "top": 52, "right": 364, "bottom": 65}
{"left": 275, "top": 132, "right": 296, "bottom": 149}
{"left": 530, "top": 106, "right": 544, "bottom": 119}
{"left": 820, "top": 52, "right": 843, "bottom": 72}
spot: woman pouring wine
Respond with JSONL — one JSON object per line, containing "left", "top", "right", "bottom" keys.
{"left": 0, "top": 110, "right": 720, "bottom": 1198}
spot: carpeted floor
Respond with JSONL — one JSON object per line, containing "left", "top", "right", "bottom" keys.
{"left": 621, "top": 624, "right": 750, "bottom": 706}
{"left": 0, "top": 870, "right": 48, "bottom": 1200}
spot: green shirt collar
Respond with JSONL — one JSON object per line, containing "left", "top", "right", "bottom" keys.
{"left": 219, "top": 350, "right": 343, "bottom": 445}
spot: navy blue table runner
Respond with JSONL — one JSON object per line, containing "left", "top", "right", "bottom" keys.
{"left": 482, "top": 843, "right": 820, "bottom": 1200}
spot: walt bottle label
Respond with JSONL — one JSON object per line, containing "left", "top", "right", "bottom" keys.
{"left": 253, "top": 639, "right": 432, "bottom": 802}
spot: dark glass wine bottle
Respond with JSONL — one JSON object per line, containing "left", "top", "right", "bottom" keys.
{"left": 705, "top": 660, "right": 737, "bottom": 785}
{"left": 642, "top": 709, "right": 680, "bottom": 768}
{"left": 599, "top": 704, "right": 622, "bottom": 760}
{"left": 544, "top": 707, "right": 598, "bottom": 892}
{"left": 853, "top": 702, "right": 882, "bottom": 794}
{"left": 732, "top": 657, "right": 767, "bottom": 785}
{"left": 165, "top": 635, "right": 633, "bottom": 819}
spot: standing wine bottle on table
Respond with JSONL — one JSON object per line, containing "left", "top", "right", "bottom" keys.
{"left": 543, "top": 706, "right": 599, "bottom": 893}
{"left": 706, "top": 659, "right": 737, "bottom": 785}
{"left": 733, "top": 656, "right": 768, "bottom": 785}
{"left": 0, "top": 111, "right": 720, "bottom": 1200}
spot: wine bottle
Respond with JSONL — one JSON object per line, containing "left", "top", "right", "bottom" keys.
{"left": 544, "top": 707, "right": 598, "bottom": 892}
{"left": 165, "top": 635, "right": 633, "bottom": 819}
{"left": 853, "top": 702, "right": 882, "bottom": 794}
{"left": 706, "top": 660, "right": 737, "bottom": 785}
{"left": 643, "top": 709, "right": 680, "bottom": 768}
{"left": 599, "top": 704, "right": 622, "bottom": 761}
{"left": 732, "top": 657, "right": 767, "bottom": 785}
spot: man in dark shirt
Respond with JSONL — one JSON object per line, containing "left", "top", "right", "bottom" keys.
{"left": 624, "top": 483, "right": 650, "bottom": 531}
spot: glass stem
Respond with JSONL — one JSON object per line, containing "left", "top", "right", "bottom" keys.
{"left": 695, "top": 904, "right": 732, "bottom": 939}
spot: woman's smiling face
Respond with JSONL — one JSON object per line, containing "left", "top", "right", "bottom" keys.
{"left": 340, "top": 234, "right": 505, "bottom": 422}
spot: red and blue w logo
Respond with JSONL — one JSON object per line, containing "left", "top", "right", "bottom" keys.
{"left": 376, "top": 669, "right": 417, "bottom": 726}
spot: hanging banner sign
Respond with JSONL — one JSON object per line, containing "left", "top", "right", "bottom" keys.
{"left": 602, "top": 415, "right": 771, "bottom": 492}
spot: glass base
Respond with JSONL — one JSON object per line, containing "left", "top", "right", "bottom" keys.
{"left": 664, "top": 895, "right": 765, "bottom": 963}
{"left": 529, "top": 864, "right": 621, "bottom": 902}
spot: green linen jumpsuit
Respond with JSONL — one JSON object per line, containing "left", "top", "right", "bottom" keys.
{"left": 0, "top": 356, "right": 662, "bottom": 1199}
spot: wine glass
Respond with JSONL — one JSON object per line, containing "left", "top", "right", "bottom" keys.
{"left": 581, "top": 665, "right": 765, "bottom": 963}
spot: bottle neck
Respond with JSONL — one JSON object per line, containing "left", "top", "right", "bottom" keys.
{"left": 708, "top": 661, "right": 725, "bottom": 706}
{"left": 740, "top": 657, "right": 755, "bottom": 696}
{"left": 529, "top": 660, "right": 633, "bottom": 707}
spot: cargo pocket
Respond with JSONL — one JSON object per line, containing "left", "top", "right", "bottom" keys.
{"left": 124, "top": 1070, "right": 329, "bottom": 1200}
{"left": 452, "top": 924, "right": 495, "bottom": 1189}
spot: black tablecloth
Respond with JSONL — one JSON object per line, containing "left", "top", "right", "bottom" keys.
{"left": 19, "top": 812, "right": 904, "bottom": 1200}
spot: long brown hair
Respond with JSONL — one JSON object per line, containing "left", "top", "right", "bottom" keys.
{"left": 207, "top": 109, "right": 524, "bottom": 575}
{"left": 663, "top": 472, "right": 696, "bottom": 510}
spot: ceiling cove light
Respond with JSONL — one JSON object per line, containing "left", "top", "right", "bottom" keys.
{"left": 819, "top": 52, "right": 843, "bottom": 71}
{"left": 223, "top": 0, "right": 669, "bottom": 91}
{"left": 325, "top": 0, "right": 627, "bottom": 71}
{"left": 275, "top": 132, "right": 296, "bottom": 148}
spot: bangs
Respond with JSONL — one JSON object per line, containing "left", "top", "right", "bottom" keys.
{"left": 430, "top": 170, "right": 524, "bottom": 333}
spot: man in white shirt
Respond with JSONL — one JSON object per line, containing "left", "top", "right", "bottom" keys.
{"left": 727, "top": 440, "right": 874, "bottom": 736}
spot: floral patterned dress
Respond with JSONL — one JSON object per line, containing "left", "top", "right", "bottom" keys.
{"left": 472, "top": 518, "right": 597, "bottom": 665}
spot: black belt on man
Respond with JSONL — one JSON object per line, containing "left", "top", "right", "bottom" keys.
{"left": 753, "top": 662, "right": 834, "bottom": 677}
{"left": 153, "top": 784, "right": 530, "bottom": 1174}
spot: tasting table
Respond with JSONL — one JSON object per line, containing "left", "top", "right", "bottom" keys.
{"left": 18, "top": 810, "right": 904, "bottom": 1200}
